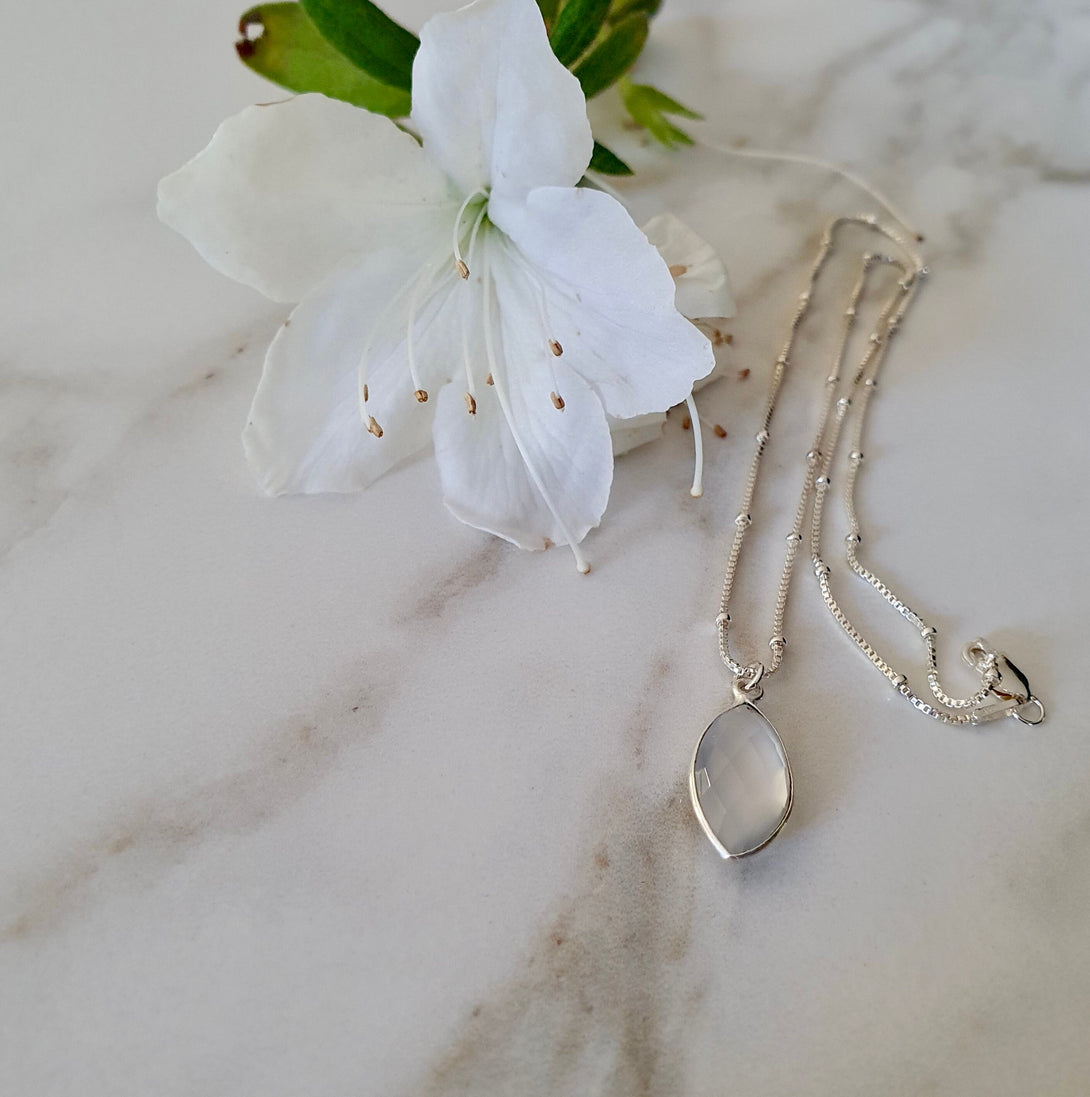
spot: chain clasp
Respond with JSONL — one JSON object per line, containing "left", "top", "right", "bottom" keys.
{"left": 964, "top": 640, "right": 1045, "bottom": 726}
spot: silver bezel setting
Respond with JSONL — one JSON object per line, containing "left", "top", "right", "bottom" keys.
{"left": 689, "top": 698, "right": 794, "bottom": 860}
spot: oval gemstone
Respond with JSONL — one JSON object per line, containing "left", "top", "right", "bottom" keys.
{"left": 690, "top": 702, "right": 792, "bottom": 858}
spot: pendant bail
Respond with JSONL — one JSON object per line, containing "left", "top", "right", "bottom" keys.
{"left": 733, "top": 662, "right": 766, "bottom": 704}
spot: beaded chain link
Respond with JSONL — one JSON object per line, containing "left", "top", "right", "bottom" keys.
{"left": 714, "top": 215, "right": 1032, "bottom": 726}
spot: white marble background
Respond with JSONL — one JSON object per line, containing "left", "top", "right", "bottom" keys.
{"left": 3, "top": 0, "right": 1090, "bottom": 1093}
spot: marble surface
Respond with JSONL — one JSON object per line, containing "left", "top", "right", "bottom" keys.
{"left": 4, "top": 1, "right": 1090, "bottom": 1093}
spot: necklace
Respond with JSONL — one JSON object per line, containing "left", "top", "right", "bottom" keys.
{"left": 689, "top": 215, "right": 1046, "bottom": 860}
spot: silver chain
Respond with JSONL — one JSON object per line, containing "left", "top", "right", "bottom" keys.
{"left": 714, "top": 214, "right": 1037, "bottom": 726}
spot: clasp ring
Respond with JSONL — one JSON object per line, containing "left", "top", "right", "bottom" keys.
{"left": 964, "top": 639, "right": 1045, "bottom": 726}
{"left": 1012, "top": 697, "right": 1046, "bottom": 726}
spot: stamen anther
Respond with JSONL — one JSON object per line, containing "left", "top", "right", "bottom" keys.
{"left": 550, "top": 391, "right": 565, "bottom": 410}
{"left": 451, "top": 188, "right": 486, "bottom": 280}
{"left": 668, "top": 263, "right": 688, "bottom": 277}
{"left": 362, "top": 384, "right": 369, "bottom": 402}
{"left": 479, "top": 239, "right": 592, "bottom": 578}
{"left": 367, "top": 416, "right": 383, "bottom": 439}
{"left": 414, "top": 389, "right": 429, "bottom": 403}
{"left": 464, "top": 392, "right": 477, "bottom": 415}
{"left": 549, "top": 339, "right": 563, "bottom": 357}
{"left": 486, "top": 374, "right": 494, "bottom": 386}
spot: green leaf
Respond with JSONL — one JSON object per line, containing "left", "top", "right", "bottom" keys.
{"left": 608, "top": 0, "right": 662, "bottom": 22}
{"left": 236, "top": 4, "right": 412, "bottom": 117}
{"left": 549, "top": 0, "right": 611, "bottom": 67}
{"left": 621, "top": 80, "right": 701, "bottom": 147}
{"left": 627, "top": 83, "right": 702, "bottom": 120}
{"left": 536, "top": 0, "right": 561, "bottom": 29}
{"left": 572, "top": 14, "right": 648, "bottom": 99}
{"left": 587, "top": 141, "right": 633, "bottom": 175}
{"left": 299, "top": 0, "right": 418, "bottom": 91}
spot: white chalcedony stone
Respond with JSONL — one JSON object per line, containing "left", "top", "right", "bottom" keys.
{"left": 690, "top": 702, "right": 792, "bottom": 858}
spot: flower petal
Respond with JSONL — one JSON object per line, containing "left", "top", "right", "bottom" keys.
{"left": 497, "top": 185, "right": 716, "bottom": 419}
{"left": 158, "top": 94, "right": 455, "bottom": 303}
{"left": 433, "top": 236, "right": 613, "bottom": 551}
{"left": 244, "top": 248, "right": 464, "bottom": 495}
{"left": 608, "top": 411, "right": 666, "bottom": 456}
{"left": 411, "top": 0, "right": 592, "bottom": 210}
{"left": 433, "top": 362, "right": 612, "bottom": 551}
{"left": 642, "top": 212, "right": 735, "bottom": 320}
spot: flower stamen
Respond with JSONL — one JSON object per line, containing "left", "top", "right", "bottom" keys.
{"left": 465, "top": 392, "right": 477, "bottom": 415}
{"left": 452, "top": 188, "right": 488, "bottom": 279}
{"left": 367, "top": 416, "right": 384, "bottom": 439}
{"left": 503, "top": 244, "right": 572, "bottom": 413}
{"left": 459, "top": 208, "right": 488, "bottom": 399}
{"left": 405, "top": 267, "right": 434, "bottom": 397}
{"left": 506, "top": 244, "right": 567, "bottom": 362}
{"left": 480, "top": 239, "right": 590, "bottom": 574}
{"left": 358, "top": 256, "right": 447, "bottom": 419}
{"left": 460, "top": 317, "right": 475, "bottom": 397}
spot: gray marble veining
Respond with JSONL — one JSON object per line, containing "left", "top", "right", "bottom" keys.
{"left": 3, "top": 1, "right": 1090, "bottom": 1094}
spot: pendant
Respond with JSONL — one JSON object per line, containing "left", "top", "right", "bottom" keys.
{"left": 689, "top": 685, "right": 793, "bottom": 859}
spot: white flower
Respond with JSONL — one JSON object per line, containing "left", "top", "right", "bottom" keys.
{"left": 642, "top": 212, "right": 735, "bottom": 322}
{"left": 158, "top": 0, "right": 716, "bottom": 572}
{"left": 608, "top": 212, "right": 736, "bottom": 462}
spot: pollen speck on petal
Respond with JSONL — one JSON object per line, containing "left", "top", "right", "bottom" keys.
{"left": 668, "top": 263, "right": 688, "bottom": 277}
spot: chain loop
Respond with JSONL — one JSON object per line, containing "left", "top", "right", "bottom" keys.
{"left": 715, "top": 216, "right": 1009, "bottom": 726}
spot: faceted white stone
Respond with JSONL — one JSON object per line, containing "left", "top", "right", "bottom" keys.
{"left": 691, "top": 703, "right": 792, "bottom": 857}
